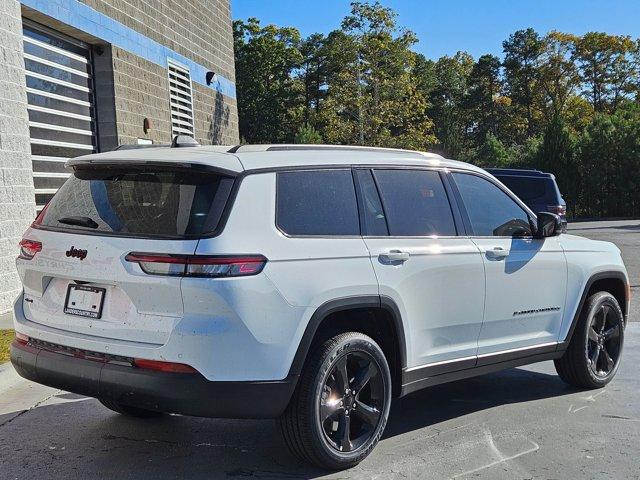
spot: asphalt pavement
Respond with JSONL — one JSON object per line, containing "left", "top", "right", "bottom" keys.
{"left": 0, "top": 219, "right": 638, "bottom": 479}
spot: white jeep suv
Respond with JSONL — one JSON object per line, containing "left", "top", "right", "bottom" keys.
{"left": 11, "top": 142, "right": 629, "bottom": 469}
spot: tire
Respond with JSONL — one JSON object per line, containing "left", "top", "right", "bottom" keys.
{"left": 279, "top": 332, "right": 392, "bottom": 470}
{"left": 555, "top": 291, "right": 625, "bottom": 389}
{"left": 99, "top": 398, "right": 164, "bottom": 418}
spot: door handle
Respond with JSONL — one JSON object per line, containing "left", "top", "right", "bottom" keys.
{"left": 379, "top": 250, "right": 410, "bottom": 263}
{"left": 485, "top": 247, "right": 510, "bottom": 260}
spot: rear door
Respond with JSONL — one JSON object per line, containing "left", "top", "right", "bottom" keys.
{"left": 17, "top": 165, "right": 234, "bottom": 346}
{"left": 450, "top": 172, "right": 567, "bottom": 356}
{"left": 357, "top": 168, "right": 485, "bottom": 369}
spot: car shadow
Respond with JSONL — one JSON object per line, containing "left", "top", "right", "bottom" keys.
{"left": 0, "top": 366, "right": 581, "bottom": 479}
{"left": 503, "top": 237, "right": 543, "bottom": 274}
{"left": 383, "top": 367, "right": 577, "bottom": 439}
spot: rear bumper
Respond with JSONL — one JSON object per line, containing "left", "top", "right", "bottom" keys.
{"left": 10, "top": 340, "right": 297, "bottom": 419}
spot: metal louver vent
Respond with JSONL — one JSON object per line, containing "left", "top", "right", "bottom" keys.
{"left": 167, "top": 59, "right": 194, "bottom": 138}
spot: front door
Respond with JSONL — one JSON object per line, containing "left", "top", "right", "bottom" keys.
{"left": 356, "top": 168, "right": 485, "bottom": 369}
{"left": 450, "top": 172, "right": 567, "bottom": 356}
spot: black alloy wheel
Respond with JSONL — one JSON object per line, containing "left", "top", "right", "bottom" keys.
{"left": 555, "top": 291, "right": 624, "bottom": 389}
{"left": 279, "top": 332, "right": 392, "bottom": 470}
{"left": 318, "top": 351, "right": 385, "bottom": 453}
{"left": 586, "top": 303, "right": 622, "bottom": 378}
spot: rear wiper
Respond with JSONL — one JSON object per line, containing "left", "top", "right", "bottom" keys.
{"left": 58, "top": 216, "right": 99, "bottom": 229}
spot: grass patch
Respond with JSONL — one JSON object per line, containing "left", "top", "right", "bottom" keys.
{"left": 0, "top": 330, "right": 14, "bottom": 363}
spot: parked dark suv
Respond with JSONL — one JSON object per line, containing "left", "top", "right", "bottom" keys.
{"left": 486, "top": 168, "right": 568, "bottom": 230}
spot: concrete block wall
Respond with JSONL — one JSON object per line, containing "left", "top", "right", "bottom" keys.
{"left": 109, "top": 45, "right": 173, "bottom": 145}
{"left": 80, "top": 0, "right": 239, "bottom": 145}
{"left": 0, "top": 0, "right": 35, "bottom": 314}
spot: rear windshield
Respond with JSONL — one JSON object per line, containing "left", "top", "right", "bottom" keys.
{"left": 39, "top": 167, "right": 235, "bottom": 238}
{"left": 495, "top": 176, "right": 558, "bottom": 204}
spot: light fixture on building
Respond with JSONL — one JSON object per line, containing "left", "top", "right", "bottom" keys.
{"left": 143, "top": 117, "right": 152, "bottom": 134}
{"left": 206, "top": 71, "right": 216, "bottom": 86}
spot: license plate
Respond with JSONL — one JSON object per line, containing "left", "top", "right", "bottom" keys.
{"left": 64, "top": 284, "right": 105, "bottom": 319}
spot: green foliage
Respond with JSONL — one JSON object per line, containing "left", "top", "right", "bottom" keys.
{"left": 0, "top": 330, "right": 14, "bottom": 363}
{"left": 233, "top": 18, "right": 303, "bottom": 143}
{"left": 294, "top": 124, "right": 323, "bottom": 144}
{"left": 234, "top": 3, "right": 640, "bottom": 218}
{"left": 475, "top": 133, "right": 510, "bottom": 167}
{"left": 576, "top": 104, "right": 640, "bottom": 217}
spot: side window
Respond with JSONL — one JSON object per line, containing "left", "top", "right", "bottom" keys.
{"left": 452, "top": 173, "right": 532, "bottom": 237}
{"left": 373, "top": 169, "right": 457, "bottom": 236}
{"left": 354, "top": 169, "right": 388, "bottom": 236}
{"left": 276, "top": 170, "right": 360, "bottom": 236}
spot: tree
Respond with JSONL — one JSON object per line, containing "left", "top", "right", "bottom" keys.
{"left": 294, "top": 123, "right": 323, "bottom": 144}
{"left": 571, "top": 32, "right": 639, "bottom": 112}
{"left": 465, "top": 54, "right": 503, "bottom": 145}
{"left": 233, "top": 18, "right": 303, "bottom": 143}
{"left": 421, "top": 52, "right": 474, "bottom": 157}
{"left": 232, "top": 4, "right": 640, "bottom": 219}
{"left": 577, "top": 104, "right": 640, "bottom": 217}
{"left": 503, "top": 28, "right": 545, "bottom": 138}
{"left": 475, "top": 132, "right": 510, "bottom": 167}
{"left": 537, "top": 116, "right": 579, "bottom": 215}
{"left": 320, "top": 1, "right": 436, "bottom": 149}
{"left": 537, "top": 32, "right": 581, "bottom": 122}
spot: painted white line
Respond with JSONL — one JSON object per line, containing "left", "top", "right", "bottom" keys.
{"left": 452, "top": 430, "right": 539, "bottom": 479}
{"left": 582, "top": 389, "right": 606, "bottom": 402}
{"left": 387, "top": 422, "right": 476, "bottom": 452}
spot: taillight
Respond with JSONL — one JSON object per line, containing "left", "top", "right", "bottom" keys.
{"left": 15, "top": 332, "right": 29, "bottom": 346}
{"left": 125, "top": 253, "right": 267, "bottom": 277}
{"left": 547, "top": 205, "right": 567, "bottom": 216}
{"left": 18, "top": 239, "right": 42, "bottom": 260}
{"left": 133, "top": 358, "right": 197, "bottom": 374}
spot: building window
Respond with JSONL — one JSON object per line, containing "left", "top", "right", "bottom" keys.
{"left": 22, "top": 21, "right": 97, "bottom": 211}
{"left": 167, "top": 59, "right": 194, "bottom": 138}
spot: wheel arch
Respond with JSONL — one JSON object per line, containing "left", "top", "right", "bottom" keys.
{"left": 561, "top": 270, "right": 629, "bottom": 348}
{"left": 288, "top": 295, "right": 407, "bottom": 397}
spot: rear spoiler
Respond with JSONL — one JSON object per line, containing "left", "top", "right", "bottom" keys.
{"left": 66, "top": 149, "right": 244, "bottom": 176}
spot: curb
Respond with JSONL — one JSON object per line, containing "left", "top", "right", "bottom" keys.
{"left": 0, "top": 310, "right": 14, "bottom": 330}
{"left": 0, "top": 362, "right": 20, "bottom": 393}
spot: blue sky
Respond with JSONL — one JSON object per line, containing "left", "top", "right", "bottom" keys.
{"left": 231, "top": 0, "right": 640, "bottom": 59}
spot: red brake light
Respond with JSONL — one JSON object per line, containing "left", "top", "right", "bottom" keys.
{"left": 18, "top": 239, "right": 42, "bottom": 260}
{"left": 133, "top": 358, "right": 197, "bottom": 374}
{"left": 15, "top": 332, "right": 29, "bottom": 346}
{"left": 125, "top": 253, "right": 267, "bottom": 277}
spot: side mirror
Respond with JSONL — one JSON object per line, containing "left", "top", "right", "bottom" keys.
{"left": 535, "top": 212, "right": 562, "bottom": 238}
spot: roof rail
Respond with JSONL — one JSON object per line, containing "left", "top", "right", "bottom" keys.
{"left": 113, "top": 143, "right": 169, "bottom": 151}
{"left": 232, "top": 144, "right": 443, "bottom": 158}
{"left": 485, "top": 168, "right": 546, "bottom": 175}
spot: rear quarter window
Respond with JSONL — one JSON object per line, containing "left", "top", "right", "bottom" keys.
{"left": 276, "top": 169, "right": 360, "bottom": 236}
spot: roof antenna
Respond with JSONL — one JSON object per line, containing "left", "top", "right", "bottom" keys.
{"left": 171, "top": 135, "right": 200, "bottom": 148}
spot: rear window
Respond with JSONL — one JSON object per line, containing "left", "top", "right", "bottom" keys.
{"left": 496, "top": 176, "right": 557, "bottom": 203}
{"left": 39, "top": 167, "right": 234, "bottom": 238}
{"left": 276, "top": 170, "right": 360, "bottom": 236}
